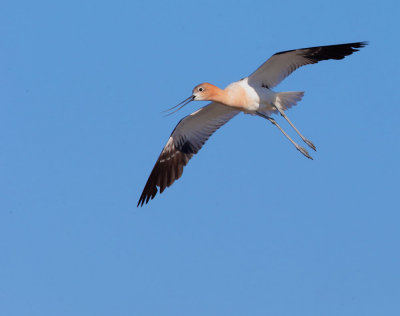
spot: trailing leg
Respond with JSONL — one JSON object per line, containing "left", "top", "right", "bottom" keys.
{"left": 256, "top": 112, "right": 313, "bottom": 160}
{"left": 274, "top": 91, "right": 316, "bottom": 151}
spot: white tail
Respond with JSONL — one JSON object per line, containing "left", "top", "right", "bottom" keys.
{"left": 275, "top": 91, "right": 304, "bottom": 111}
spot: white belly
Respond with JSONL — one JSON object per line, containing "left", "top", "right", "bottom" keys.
{"left": 226, "top": 78, "right": 276, "bottom": 114}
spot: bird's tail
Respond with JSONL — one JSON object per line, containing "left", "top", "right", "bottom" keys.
{"left": 275, "top": 91, "right": 304, "bottom": 111}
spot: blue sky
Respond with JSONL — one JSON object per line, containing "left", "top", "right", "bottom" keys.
{"left": 1, "top": 0, "right": 399, "bottom": 315}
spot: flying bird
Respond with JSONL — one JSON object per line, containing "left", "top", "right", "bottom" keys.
{"left": 138, "top": 41, "right": 367, "bottom": 206}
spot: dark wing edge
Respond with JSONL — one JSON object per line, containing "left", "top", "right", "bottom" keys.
{"left": 249, "top": 41, "right": 368, "bottom": 89}
{"left": 137, "top": 136, "right": 192, "bottom": 207}
{"left": 274, "top": 41, "right": 368, "bottom": 59}
{"left": 137, "top": 103, "right": 239, "bottom": 207}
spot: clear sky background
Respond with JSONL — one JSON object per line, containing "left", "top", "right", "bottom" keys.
{"left": 1, "top": 0, "right": 399, "bottom": 315}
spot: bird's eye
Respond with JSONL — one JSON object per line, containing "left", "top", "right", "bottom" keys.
{"left": 198, "top": 87, "right": 204, "bottom": 92}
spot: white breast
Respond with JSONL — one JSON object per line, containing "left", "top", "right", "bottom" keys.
{"left": 226, "top": 78, "right": 276, "bottom": 114}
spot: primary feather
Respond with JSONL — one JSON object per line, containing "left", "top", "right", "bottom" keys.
{"left": 248, "top": 42, "right": 367, "bottom": 88}
{"left": 138, "top": 102, "right": 239, "bottom": 207}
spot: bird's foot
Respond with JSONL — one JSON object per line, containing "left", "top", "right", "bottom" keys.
{"left": 296, "top": 145, "right": 313, "bottom": 160}
{"left": 304, "top": 139, "right": 317, "bottom": 151}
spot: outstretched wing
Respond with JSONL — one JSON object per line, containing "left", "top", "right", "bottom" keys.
{"left": 248, "top": 42, "right": 367, "bottom": 89}
{"left": 138, "top": 102, "right": 239, "bottom": 207}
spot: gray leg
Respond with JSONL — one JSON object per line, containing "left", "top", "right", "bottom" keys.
{"left": 256, "top": 112, "right": 313, "bottom": 160}
{"left": 273, "top": 106, "right": 316, "bottom": 151}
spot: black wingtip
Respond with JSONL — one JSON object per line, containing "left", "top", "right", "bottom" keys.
{"left": 274, "top": 41, "right": 369, "bottom": 57}
{"left": 350, "top": 41, "right": 368, "bottom": 49}
{"left": 137, "top": 189, "right": 157, "bottom": 207}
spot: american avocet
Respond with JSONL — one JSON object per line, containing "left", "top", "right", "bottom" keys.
{"left": 138, "top": 42, "right": 367, "bottom": 206}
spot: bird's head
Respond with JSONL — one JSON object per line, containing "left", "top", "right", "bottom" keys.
{"left": 192, "top": 82, "right": 217, "bottom": 101}
{"left": 163, "top": 82, "right": 220, "bottom": 116}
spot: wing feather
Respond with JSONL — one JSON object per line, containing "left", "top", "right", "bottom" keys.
{"left": 248, "top": 42, "right": 367, "bottom": 88}
{"left": 138, "top": 102, "right": 239, "bottom": 206}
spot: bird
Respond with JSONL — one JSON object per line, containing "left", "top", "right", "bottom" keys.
{"left": 138, "top": 41, "right": 367, "bottom": 207}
